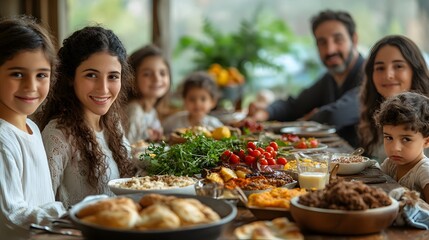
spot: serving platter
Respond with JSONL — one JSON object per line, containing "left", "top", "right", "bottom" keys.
{"left": 262, "top": 121, "right": 320, "bottom": 133}
{"left": 279, "top": 143, "right": 328, "bottom": 152}
{"left": 69, "top": 193, "right": 237, "bottom": 240}
{"left": 280, "top": 125, "right": 336, "bottom": 138}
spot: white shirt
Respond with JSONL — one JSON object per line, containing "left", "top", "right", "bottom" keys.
{"left": 381, "top": 156, "right": 429, "bottom": 201}
{"left": 0, "top": 119, "right": 66, "bottom": 240}
{"left": 126, "top": 101, "right": 163, "bottom": 144}
{"left": 42, "top": 119, "right": 123, "bottom": 209}
{"left": 162, "top": 111, "right": 223, "bottom": 135}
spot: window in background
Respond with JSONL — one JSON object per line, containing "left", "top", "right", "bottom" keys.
{"left": 66, "top": 0, "right": 151, "bottom": 54}
{"left": 170, "top": 0, "right": 427, "bottom": 109}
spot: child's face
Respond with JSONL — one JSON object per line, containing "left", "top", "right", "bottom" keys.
{"left": 136, "top": 56, "right": 170, "bottom": 101}
{"left": 74, "top": 52, "right": 121, "bottom": 119}
{"left": 184, "top": 87, "right": 215, "bottom": 120}
{"left": 0, "top": 49, "right": 51, "bottom": 118}
{"left": 373, "top": 45, "right": 413, "bottom": 99}
{"left": 382, "top": 124, "right": 429, "bottom": 166}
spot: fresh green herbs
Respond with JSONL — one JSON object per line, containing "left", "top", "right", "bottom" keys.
{"left": 140, "top": 134, "right": 242, "bottom": 176}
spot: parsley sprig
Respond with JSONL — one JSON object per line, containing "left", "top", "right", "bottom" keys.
{"left": 140, "top": 133, "right": 242, "bottom": 176}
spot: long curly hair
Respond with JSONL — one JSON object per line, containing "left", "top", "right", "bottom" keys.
{"left": 35, "top": 26, "right": 134, "bottom": 190}
{"left": 358, "top": 35, "right": 429, "bottom": 156}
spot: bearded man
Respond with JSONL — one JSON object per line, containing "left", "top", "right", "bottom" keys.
{"left": 248, "top": 10, "right": 364, "bottom": 147}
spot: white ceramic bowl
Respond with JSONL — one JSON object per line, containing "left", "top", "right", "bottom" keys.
{"left": 108, "top": 177, "right": 196, "bottom": 195}
{"left": 330, "top": 154, "right": 377, "bottom": 175}
{"left": 290, "top": 196, "right": 399, "bottom": 235}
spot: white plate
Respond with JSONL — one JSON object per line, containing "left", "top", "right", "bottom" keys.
{"left": 108, "top": 178, "right": 196, "bottom": 195}
{"left": 280, "top": 126, "right": 336, "bottom": 137}
{"left": 280, "top": 143, "right": 328, "bottom": 152}
{"left": 262, "top": 121, "right": 320, "bottom": 133}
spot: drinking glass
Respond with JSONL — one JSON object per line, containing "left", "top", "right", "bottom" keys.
{"left": 295, "top": 152, "right": 331, "bottom": 190}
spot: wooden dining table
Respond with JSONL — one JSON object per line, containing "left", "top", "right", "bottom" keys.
{"left": 28, "top": 127, "right": 429, "bottom": 240}
{"left": 29, "top": 165, "right": 429, "bottom": 240}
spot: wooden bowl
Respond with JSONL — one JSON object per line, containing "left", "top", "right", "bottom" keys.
{"left": 290, "top": 196, "right": 399, "bottom": 235}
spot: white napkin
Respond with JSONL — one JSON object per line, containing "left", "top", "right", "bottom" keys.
{"left": 389, "top": 187, "right": 429, "bottom": 229}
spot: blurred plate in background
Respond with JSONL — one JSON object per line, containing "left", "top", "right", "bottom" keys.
{"left": 280, "top": 125, "right": 336, "bottom": 137}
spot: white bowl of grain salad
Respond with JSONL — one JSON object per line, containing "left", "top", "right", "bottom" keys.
{"left": 108, "top": 175, "right": 197, "bottom": 195}
{"left": 330, "top": 154, "right": 377, "bottom": 175}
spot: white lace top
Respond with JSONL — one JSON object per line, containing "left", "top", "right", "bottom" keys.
{"left": 42, "top": 119, "right": 124, "bottom": 209}
{"left": 126, "top": 101, "right": 163, "bottom": 144}
{"left": 381, "top": 156, "right": 429, "bottom": 201}
{"left": 0, "top": 119, "right": 66, "bottom": 239}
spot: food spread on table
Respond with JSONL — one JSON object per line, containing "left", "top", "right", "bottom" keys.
{"left": 41, "top": 121, "right": 404, "bottom": 239}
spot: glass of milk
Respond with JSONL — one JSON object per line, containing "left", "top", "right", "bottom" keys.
{"left": 296, "top": 152, "right": 332, "bottom": 190}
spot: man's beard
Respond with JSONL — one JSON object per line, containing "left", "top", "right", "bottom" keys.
{"left": 325, "top": 47, "right": 354, "bottom": 74}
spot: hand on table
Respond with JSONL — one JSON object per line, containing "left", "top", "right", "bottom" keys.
{"left": 247, "top": 102, "right": 269, "bottom": 121}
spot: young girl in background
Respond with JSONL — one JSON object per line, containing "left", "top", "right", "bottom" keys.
{"left": 162, "top": 71, "right": 223, "bottom": 135}
{"left": 35, "top": 26, "right": 135, "bottom": 209}
{"left": 0, "top": 16, "right": 66, "bottom": 239}
{"left": 374, "top": 92, "right": 429, "bottom": 203}
{"left": 358, "top": 35, "right": 429, "bottom": 162}
{"left": 126, "top": 44, "right": 170, "bottom": 144}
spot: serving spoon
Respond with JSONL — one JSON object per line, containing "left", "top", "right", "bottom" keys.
{"left": 350, "top": 147, "right": 364, "bottom": 156}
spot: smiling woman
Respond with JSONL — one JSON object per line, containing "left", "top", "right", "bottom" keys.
{"left": 34, "top": 26, "right": 135, "bottom": 209}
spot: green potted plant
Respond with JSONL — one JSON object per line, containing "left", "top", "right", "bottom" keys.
{"left": 174, "top": 11, "right": 300, "bottom": 110}
{"left": 175, "top": 12, "right": 297, "bottom": 81}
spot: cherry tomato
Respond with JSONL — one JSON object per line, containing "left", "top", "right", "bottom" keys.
{"left": 285, "top": 134, "right": 300, "bottom": 142}
{"left": 277, "top": 157, "right": 287, "bottom": 165}
{"left": 269, "top": 142, "right": 279, "bottom": 151}
{"left": 295, "top": 141, "right": 307, "bottom": 149}
{"left": 221, "top": 150, "right": 232, "bottom": 161}
{"left": 267, "top": 158, "right": 276, "bottom": 165}
{"left": 263, "top": 152, "right": 273, "bottom": 159}
{"left": 229, "top": 154, "right": 240, "bottom": 164}
{"left": 309, "top": 139, "right": 319, "bottom": 148}
{"left": 259, "top": 158, "right": 268, "bottom": 165}
{"left": 236, "top": 149, "right": 246, "bottom": 160}
{"left": 251, "top": 149, "right": 261, "bottom": 158}
{"left": 265, "top": 146, "right": 274, "bottom": 153}
{"left": 247, "top": 141, "right": 257, "bottom": 150}
{"left": 244, "top": 155, "right": 256, "bottom": 165}
{"left": 257, "top": 147, "right": 265, "bottom": 154}
{"left": 271, "top": 151, "right": 277, "bottom": 158}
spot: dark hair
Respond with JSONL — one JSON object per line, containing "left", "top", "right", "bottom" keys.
{"left": 36, "top": 26, "right": 134, "bottom": 190}
{"left": 0, "top": 15, "right": 56, "bottom": 72}
{"left": 374, "top": 92, "right": 429, "bottom": 137}
{"left": 181, "top": 71, "right": 219, "bottom": 100}
{"left": 311, "top": 10, "right": 356, "bottom": 39}
{"left": 358, "top": 35, "right": 429, "bottom": 155}
{"left": 127, "top": 44, "right": 171, "bottom": 103}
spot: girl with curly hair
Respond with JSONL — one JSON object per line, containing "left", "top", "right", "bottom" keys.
{"left": 35, "top": 26, "right": 135, "bottom": 208}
